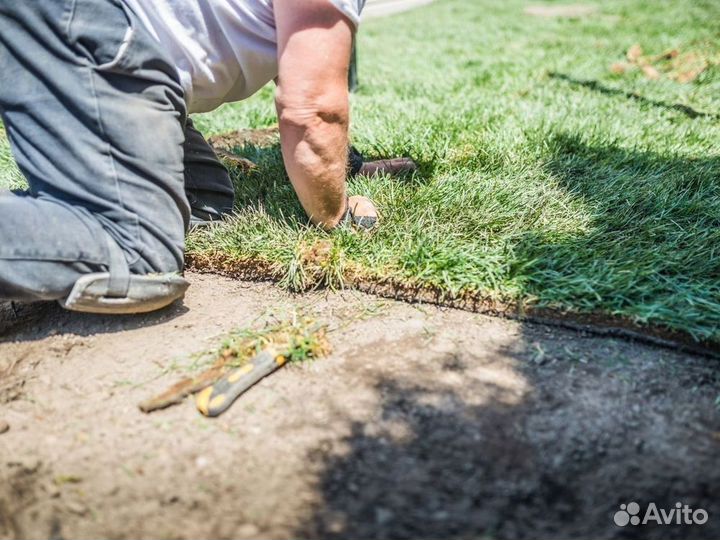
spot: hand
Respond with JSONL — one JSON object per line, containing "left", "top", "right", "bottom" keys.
{"left": 358, "top": 157, "right": 417, "bottom": 177}
{"left": 347, "top": 195, "right": 379, "bottom": 230}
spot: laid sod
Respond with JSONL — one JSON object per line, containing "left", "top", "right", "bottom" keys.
{"left": 1, "top": 0, "right": 719, "bottom": 344}
{"left": 189, "top": 0, "right": 720, "bottom": 344}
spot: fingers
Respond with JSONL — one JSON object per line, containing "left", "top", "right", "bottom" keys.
{"left": 347, "top": 195, "right": 379, "bottom": 230}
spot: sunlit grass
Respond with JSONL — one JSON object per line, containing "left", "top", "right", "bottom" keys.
{"left": 189, "top": 0, "right": 720, "bottom": 341}
{"left": 0, "top": 126, "right": 25, "bottom": 190}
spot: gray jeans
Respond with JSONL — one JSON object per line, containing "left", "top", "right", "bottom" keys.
{"left": 0, "top": 0, "right": 233, "bottom": 303}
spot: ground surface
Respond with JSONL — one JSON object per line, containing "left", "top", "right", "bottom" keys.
{"left": 0, "top": 2, "right": 719, "bottom": 538}
{"left": 3, "top": 0, "right": 719, "bottom": 343}
{"left": 1, "top": 273, "right": 719, "bottom": 540}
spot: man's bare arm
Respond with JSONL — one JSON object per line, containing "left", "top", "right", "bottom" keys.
{"left": 274, "top": 0, "right": 354, "bottom": 230}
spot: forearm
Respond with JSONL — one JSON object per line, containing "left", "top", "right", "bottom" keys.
{"left": 273, "top": 0, "right": 357, "bottom": 229}
{"left": 277, "top": 98, "right": 349, "bottom": 229}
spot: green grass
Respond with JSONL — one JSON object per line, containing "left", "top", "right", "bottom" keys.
{"left": 2, "top": 0, "right": 719, "bottom": 342}
{"left": 0, "top": 126, "right": 26, "bottom": 190}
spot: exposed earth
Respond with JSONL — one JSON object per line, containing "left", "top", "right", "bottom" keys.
{"left": 1, "top": 273, "right": 719, "bottom": 540}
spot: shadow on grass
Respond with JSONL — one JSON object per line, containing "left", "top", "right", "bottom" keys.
{"left": 542, "top": 131, "right": 720, "bottom": 201}
{"left": 218, "top": 140, "right": 435, "bottom": 225}
{"left": 539, "top": 132, "right": 720, "bottom": 281}
{"left": 505, "top": 130, "right": 720, "bottom": 344}
{"left": 291, "top": 340, "right": 720, "bottom": 540}
{"left": 225, "top": 143, "right": 307, "bottom": 223}
{"left": 549, "top": 72, "right": 720, "bottom": 120}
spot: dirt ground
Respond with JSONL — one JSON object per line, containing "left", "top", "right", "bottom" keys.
{"left": 1, "top": 272, "right": 718, "bottom": 540}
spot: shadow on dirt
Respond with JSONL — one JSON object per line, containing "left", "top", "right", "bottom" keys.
{"left": 0, "top": 457, "right": 46, "bottom": 540}
{"left": 0, "top": 300, "right": 189, "bottom": 343}
{"left": 294, "top": 341, "right": 720, "bottom": 540}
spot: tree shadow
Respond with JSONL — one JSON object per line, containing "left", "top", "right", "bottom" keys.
{"left": 292, "top": 339, "right": 720, "bottom": 540}
{"left": 540, "top": 131, "right": 720, "bottom": 211}
{"left": 548, "top": 72, "right": 720, "bottom": 120}
{"left": 538, "top": 130, "right": 720, "bottom": 276}
{"left": 502, "top": 129, "right": 720, "bottom": 345}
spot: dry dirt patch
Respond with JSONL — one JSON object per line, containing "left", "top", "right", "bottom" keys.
{"left": 1, "top": 273, "right": 719, "bottom": 539}
{"left": 209, "top": 127, "right": 279, "bottom": 151}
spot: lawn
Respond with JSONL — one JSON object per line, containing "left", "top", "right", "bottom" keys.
{"left": 2, "top": 0, "right": 719, "bottom": 343}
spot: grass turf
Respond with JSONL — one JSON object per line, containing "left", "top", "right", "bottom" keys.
{"left": 1, "top": 0, "right": 719, "bottom": 342}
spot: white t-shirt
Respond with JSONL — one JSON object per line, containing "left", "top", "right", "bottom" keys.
{"left": 122, "top": 0, "right": 365, "bottom": 113}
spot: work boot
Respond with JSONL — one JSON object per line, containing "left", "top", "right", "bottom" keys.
{"left": 187, "top": 189, "right": 234, "bottom": 230}
{"left": 348, "top": 145, "right": 365, "bottom": 176}
{"left": 183, "top": 118, "right": 235, "bottom": 230}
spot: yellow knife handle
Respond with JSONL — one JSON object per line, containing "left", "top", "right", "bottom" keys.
{"left": 196, "top": 350, "right": 287, "bottom": 417}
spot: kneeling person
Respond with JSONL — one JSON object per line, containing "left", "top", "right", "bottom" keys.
{"left": 0, "top": 0, "right": 374, "bottom": 314}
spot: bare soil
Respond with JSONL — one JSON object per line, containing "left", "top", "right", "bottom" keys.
{"left": 1, "top": 273, "right": 718, "bottom": 540}
{"left": 209, "top": 127, "right": 279, "bottom": 151}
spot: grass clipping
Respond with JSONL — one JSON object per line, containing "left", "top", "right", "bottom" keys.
{"left": 138, "top": 316, "right": 330, "bottom": 413}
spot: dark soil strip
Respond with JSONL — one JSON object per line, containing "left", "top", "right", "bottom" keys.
{"left": 186, "top": 253, "right": 720, "bottom": 359}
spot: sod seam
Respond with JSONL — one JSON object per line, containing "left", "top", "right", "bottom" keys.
{"left": 186, "top": 251, "right": 720, "bottom": 358}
